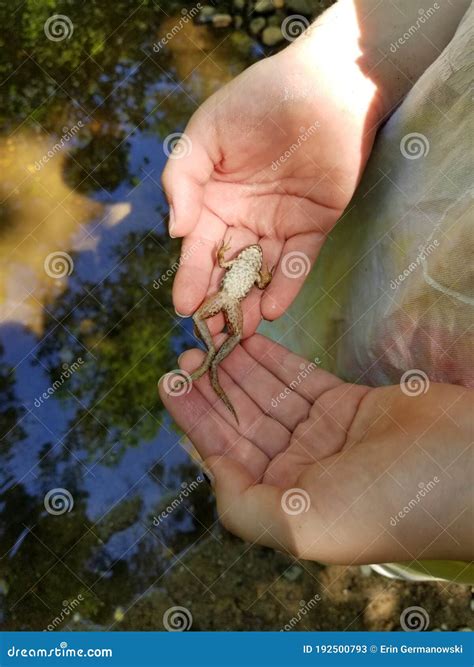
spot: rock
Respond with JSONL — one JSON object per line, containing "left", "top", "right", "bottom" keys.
{"left": 254, "top": 0, "right": 274, "bottom": 13}
{"left": 249, "top": 17, "right": 266, "bottom": 34}
{"left": 233, "top": 0, "right": 246, "bottom": 10}
{"left": 212, "top": 13, "right": 233, "bottom": 28}
{"left": 262, "top": 25, "right": 284, "bottom": 45}
{"left": 197, "top": 5, "right": 216, "bottom": 23}
{"left": 283, "top": 564, "right": 303, "bottom": 582}
{"left": 286, "top": 0, "right": 314, "bottom": 15}
{"left": 199, "top": 5, "right": 216, "bottom": 17}
{"left": 234, "top": 15, "right": 244, "bottom": 29}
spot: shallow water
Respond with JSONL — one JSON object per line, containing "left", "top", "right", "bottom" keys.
{"left": 0, "top": 2, "right": 261, "bottom": 630}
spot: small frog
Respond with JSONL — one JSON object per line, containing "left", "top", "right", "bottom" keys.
{"left": 175, "top": 241, "right": 273, "bottom": 423}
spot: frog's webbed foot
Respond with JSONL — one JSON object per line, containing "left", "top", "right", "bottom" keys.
{"left": 256, "top": 264, "right": 273, "bottom": 289}
{"left": 217, "top": 238, "right": 235, "bottom": 269}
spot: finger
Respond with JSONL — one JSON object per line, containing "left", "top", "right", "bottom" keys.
{"left": 261, "top": 231, "right": 326, "bottom": 321}
{"left": 172, "top": 210, "right": 226, "bottom": 316}
{"left": 206, "top": 455, "right": 289, "bottom": 549}
{"left": 161, "top": 109, "right": 217, "bottom": 239}
{"left": 257, "top": 235, "right": 284, "bottom": 279}
{"left": 179, "top": 347, "right": 291, "bottom": 459}
{"left": 243, "top": 334, "right": 342, "bottom": 403}
{"left": 158, "top": 372, "right": 268, "bottom": 480}
{"left": 206, "top": 455, "right": 330, "bottom": 559}
{"left": 219, "top": 343, "right": 310, "bottom": 431}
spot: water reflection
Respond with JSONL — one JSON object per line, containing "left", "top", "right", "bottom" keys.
{"left": 0, "top": 3, "right": 258, "bottom": 630}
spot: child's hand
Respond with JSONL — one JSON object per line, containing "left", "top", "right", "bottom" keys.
{"left": 162, "top": 37, "right": 383, "bottom": 336}
{"left": 160, "top": 334, "right": 473, "bottom": 564}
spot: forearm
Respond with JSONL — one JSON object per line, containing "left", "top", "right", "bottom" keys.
{"left": 350, "top": 383, "right": 473, "bottom": 562}
{"left": 291, "top": 0, "right": 470, "bottom": 122}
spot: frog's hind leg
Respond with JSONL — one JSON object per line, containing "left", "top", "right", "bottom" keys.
{"left": 209, "top": 302, "right": 242, "bottom": 423}
{"left": 184, "top": 292, "right": 224, "bottom": 384}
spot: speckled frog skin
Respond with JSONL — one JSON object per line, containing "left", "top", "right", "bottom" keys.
{"left": 176, "top": 242, "right": 273, "bottom": 423}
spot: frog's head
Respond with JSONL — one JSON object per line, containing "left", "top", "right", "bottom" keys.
{"left": 245, "top": 244, "right": 263, "bottom": 258}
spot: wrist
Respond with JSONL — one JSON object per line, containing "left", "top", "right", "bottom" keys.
{"left": 285, "top": 1, "right": 386, "bottom": 132}
{"left": 287, "top": 0, "right": 470, "bottom": 123}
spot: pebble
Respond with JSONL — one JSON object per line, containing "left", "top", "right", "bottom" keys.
{"left": 233, "top": 0, "right": 246, "bottom": 9}
{"left": 359, "top": 565, "right": 373, "bottom": 577}
{"left": 197, "top": 5, "right": 216, "bottom": 24}
{"left": 283, "top": 564, "right": 303, "bottom": 582}
{"left": 249, "top": 17, "right": 266, "bottom": 35}
{"left": 234, "top": 15, "right": 243, "bottom": 29}
{"left": 262, "top": 25, "right": 284, "bottom": 45}
{"left": 199, "top": 5, "right": 216, "bottom": 17}
{"left": 113, "top": 607, "right": 125, "bottom": 622}
{"left": 212, "top": 13, "right": 233, "bottom": 28}
{"left": 273, "top": 0, "right": 285, "bottom": 7}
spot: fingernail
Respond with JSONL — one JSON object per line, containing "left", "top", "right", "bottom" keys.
{"left": 175, "top": 308, "right": 189, "bottom": 318}
{"left": 169, "top": 205, "right": 176, "bottom": 237}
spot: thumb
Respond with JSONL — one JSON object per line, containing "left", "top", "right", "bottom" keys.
{"left": 205, "top": 455, "right": 292, "bottom": 551}
{"left": 161, "top": 110, "right": 217, "bottom": 238}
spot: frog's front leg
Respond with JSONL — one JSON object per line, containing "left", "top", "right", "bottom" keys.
{"left": 217, "top": 239, "right": 236, "bottom": 269}
{"left": 255, "top": 264, "right": 273, "bottom": 289}
{"left": 209, "top": 301, "right": 243, "bottom": 423}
